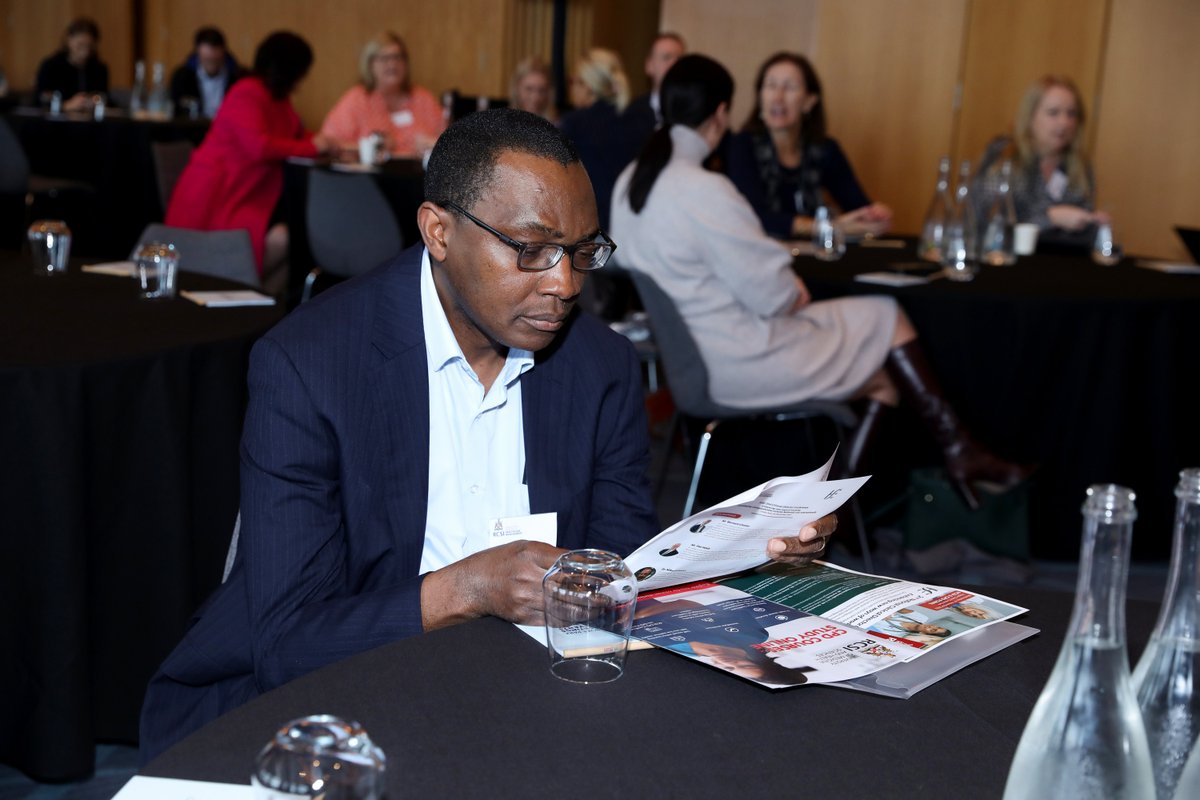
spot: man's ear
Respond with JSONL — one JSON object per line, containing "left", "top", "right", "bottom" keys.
{"left": 417, "top": 201, "right": 450, "bottom": 261}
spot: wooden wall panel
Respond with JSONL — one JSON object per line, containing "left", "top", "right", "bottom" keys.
{"left": 591, "top": 0, "right": 661, "bottom": 99}
{"left": 660, "top": 0, "right": 819, "bottom": 128}
{"left": 955, "top": 0, "right": 1109, "bottom": 173}
{"left": 1, "top": 0, "right": 134, "bottom": 93}
{"left": 813, "top": 0, "right": 968, "bottom": 236}
{"left": 1092, "top": 0, "right": 1200, "bottom": 260}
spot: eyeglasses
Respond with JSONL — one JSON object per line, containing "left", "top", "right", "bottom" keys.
{"left": 443, "top": 201, "right": 615, "bottom": 272}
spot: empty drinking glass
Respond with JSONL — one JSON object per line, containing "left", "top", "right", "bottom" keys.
{"left": 543, "top": 549, "right": 637, "bottom": 684}
{"left": 27, "top": 220, "right": 71, "bottom": 277}
{"left": 812, "top": 206, "right": 845, "bottom": 262}
{"left": 1092, "top": 223, "right": 1123, "bottom": 266}
{"left": 252, "top": 715, "right": 386, "bottom": 799}
{"left": 134, "top": 242, "right": 179, "bottom": 300}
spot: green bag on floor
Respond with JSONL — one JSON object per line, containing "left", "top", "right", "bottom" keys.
{"left": 903, "top": 467, "right": 1031, "bottom": 561}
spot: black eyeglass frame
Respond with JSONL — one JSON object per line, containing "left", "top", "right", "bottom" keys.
{"left": 442, "top": 201, "right": 615, "bottom": 272}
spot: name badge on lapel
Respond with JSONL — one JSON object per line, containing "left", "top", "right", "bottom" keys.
{"left": 489, "top": 512, "right": 557, "bottom": 546}
{"left": 391, "top": 109, "right": 415, "bottom": 127}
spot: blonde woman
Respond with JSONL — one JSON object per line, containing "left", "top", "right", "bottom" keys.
{"left": 509, "top": 56, "right": 556, "bottom": 121}
{"left": 973, "top": 75, "right": 1108, "bottom": 247}
{"left": 320, "top": 31, "right": 445, "bottom": 158}
{"left": 559, "top": 48, "right": 633, "bottom": 228}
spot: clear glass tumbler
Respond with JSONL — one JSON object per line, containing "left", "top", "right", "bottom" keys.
{"left": 27, "top": 220, "right": 71, "bottom": 277}
{"left": 134, "top": 241, "right": 178, "bottom": 300}
{"left": 543, "top": 549, "right": 638, "bottom": 684}
{"left": 252, "top": 715, "right": 385, "bottom": 799}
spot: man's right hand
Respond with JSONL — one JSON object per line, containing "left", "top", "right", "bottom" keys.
{"left": 420, "top": 540, "right": 565, "bottom": 632}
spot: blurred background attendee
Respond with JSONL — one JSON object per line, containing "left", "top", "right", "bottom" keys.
{"left": 169, "top": 26, "right": 243, "bottom": 119}
{"left": 35, "top": 17, "right": 108, "bottom": 110}
{"left": 727, "top": 52, "right": 891, "bottom": 239}
{"left": 509, "top": 55, "right": 556, "bottom": 122}
{"left": 621, "top": 32, "right": 686, "bottom": 154}
{"left": 611, "top": 54, "right": 1026, "bottom": 511}
{"left": 972, "top": 75, "right": 1107, "bottom": 249}
{"left": 166, "top": 31, "right": 333, "bottom": 290}
{"left": 559, "top": 47, "right": 632, "bottom": 230}
{"left": 320, "top": 31, "right": 444, "bottom": 159}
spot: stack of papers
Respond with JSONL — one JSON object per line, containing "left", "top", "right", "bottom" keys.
{"left": 83, "top": 261, "right": 135, "bottom": 277}
{"left": 854, "top": 271, "right": 934, "bottom": 287}
{"left": 180, "top": 290, "right": 276, "bottom": 307}
{"left": 1136, "top": 259, "right": 1200, "bottom": 275}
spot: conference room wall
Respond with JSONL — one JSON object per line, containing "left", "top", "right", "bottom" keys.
{"left": 2, "top": 0, "right": 135, "bottom": 94}
{"left": 1092, "top": 0, "right": 1200, "bottom": 263}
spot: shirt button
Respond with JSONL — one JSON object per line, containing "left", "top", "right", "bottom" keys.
{"left": 470, "top": 485, "right": 480, "bottom": 495}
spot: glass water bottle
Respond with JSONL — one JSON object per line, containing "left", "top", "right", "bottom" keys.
{"left": 918, "top": 156, "right": 952, "bottom": 263}
{"left": 981, "top": 159, "right": 1017, "bottom": 266}
{"left": 1002, "top": 485, "right": 1154, "bottom": 800}
{"left": 147, "top": 62, "right": 170, "bottom": 117}
{"left": 942, "top": 159, "right": 978, "bottom": 281}
{"left": 1134, "top": 468, "right": 1200, "bottom": 800}
{"left": 130, "top": 60, "right": 146, "bottom": 115}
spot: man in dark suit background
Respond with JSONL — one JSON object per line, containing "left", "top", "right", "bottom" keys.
{"left": 620, "top": 32, "right": 686, "bottom": 156}
{"left": 139, "top": 108, "right": 835, "bottom": 763}
{"left": 169, "top": 26, "right": 242, "bottom": 118}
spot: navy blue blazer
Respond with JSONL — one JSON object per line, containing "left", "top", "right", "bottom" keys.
{"left": 139, "top": 246, "right": 659, "bottom": 762}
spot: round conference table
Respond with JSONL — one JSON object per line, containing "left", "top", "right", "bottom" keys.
{"left": 0, "top": 254, "right": 281, "bottom": 781}
{"left": 793, "top": 241, "right": 1200, "bottom": 561}
{"left": 142, "top": 586, "right": 1159, "bottom": 799}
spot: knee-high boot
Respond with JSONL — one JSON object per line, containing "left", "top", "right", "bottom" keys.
{"left": 885, "top": 341, "right": 1030, "bottom": 510}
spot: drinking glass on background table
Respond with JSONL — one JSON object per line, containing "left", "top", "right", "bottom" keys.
{"left": 811, "top": 206, "right": 845, "bottom": 262}
{"left": 252, "top": 715, "right": 385, "bottom": 799}
{"left": 1092, "top": 222, "right": 1123, "bottom": 266}
{"left": 1014, "top": 223, "right": 1040, "bottom": 256}
{"left": 27, "top": 220, "right": 71, "bottom": 277}
{"left": 543, "top": 549, "right": 637, "bottom": 684}
{"left": 133, "top": 242, "right": 178, "bottom": 300}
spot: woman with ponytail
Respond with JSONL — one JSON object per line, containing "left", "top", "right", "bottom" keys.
{"left": 610, "top": 55, "right": 1028, "bottom": 511}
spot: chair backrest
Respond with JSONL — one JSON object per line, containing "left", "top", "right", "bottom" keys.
{"left": 306, "top": 169, "right": 403, "bottom": 279}
{"left": 628, "top": 271, "right": 727, "bottom": 418}
{"left": 132, "top": 224, "right": 260, "bottom": 287}
{"left": 150, "top": 139, "right": 194, "bottom": 213}
{"left": 0, "top": 117, "right": 31, "bottom": 195}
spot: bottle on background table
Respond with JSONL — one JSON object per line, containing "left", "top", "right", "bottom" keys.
{"left": 942, "top": 159, "right": 978, "bottom": 281}
{"left": 981, "top": 159, "right": 1017, "bottom": 266}
{"left": 918, "top": 155, "right": 952, "bottom": 263}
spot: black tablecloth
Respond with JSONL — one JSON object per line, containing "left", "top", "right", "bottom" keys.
{"left": 0, "top": 253, "right": 281, "bottom": 781}
{"left": 794, "top": 242, "right": 1200, "bottom": 560}
{"left": 282, "top": 159, "right": 424, "bottom": 307}
{"left": 142, "top": 587, "right": 1159, "bottom": 799}
{"left": 6, "top": 108, "right": 210, "bottom": 259}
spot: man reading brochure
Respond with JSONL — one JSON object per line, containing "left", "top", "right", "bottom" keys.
{"left": 139, "top": 109, "right": 836, "bottom": 762}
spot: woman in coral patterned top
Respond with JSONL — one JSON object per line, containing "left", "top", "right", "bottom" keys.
{"left": 320, "top": 31, "right": 445, "bottom": 158}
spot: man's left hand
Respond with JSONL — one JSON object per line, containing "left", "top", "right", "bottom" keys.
{"left": 765, "top": 513, "right": 838, "bottom": 566}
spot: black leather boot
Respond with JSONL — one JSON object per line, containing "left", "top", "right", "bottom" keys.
{"left": 885, "top": 341, "right": 1031, "bottom": 510}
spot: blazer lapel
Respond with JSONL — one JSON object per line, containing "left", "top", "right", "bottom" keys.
{"left": 367, "top": 248, "right": 431, "bottom": 576}
{"left": 523, "top": 331, "right": 575, "bottom": 537}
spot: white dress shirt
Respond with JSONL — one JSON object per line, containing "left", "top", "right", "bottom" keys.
{"left": 418, "top": 250, "right": 535, "bottom": 574}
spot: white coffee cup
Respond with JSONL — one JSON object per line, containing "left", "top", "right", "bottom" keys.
{"left": 1014, "top": 223, "right": 1039, "bottom": 256}
{"left": 358, "top": 135, "right": 380, "bottom": 166}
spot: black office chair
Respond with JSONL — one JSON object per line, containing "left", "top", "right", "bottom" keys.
{"left": 630, "top": 271, "right": 873, "bottom": 569}
{"left": 303, "top": 169, "right": 403, "bottom": 302}
{"left": 0, "top": 116, "right": 96, "bottom": 245}
{"left": 132, "top": 224, "right": 260, "bottom": 287}
{"left": 150, "top": 139, "right": 194, "bottom": 214}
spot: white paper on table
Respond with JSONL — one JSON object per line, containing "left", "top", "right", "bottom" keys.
{"left": 1136, "top": 259, "right": 1200, "bottom": 275}
{"left": 111, "top": 775, "right": 253, "bottom": 799}
{"left": 180, "top": 290, "right": 276, "bottom": 307}
{"left": 82, "top": 261, "right": 136, "bottom": 277}
{"left": 854, "top": 271, "right": 933, "bottom": 287}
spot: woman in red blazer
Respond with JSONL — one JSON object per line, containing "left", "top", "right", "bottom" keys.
{"left": 166, "top": 31, "right": 333, "bottom": 282}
